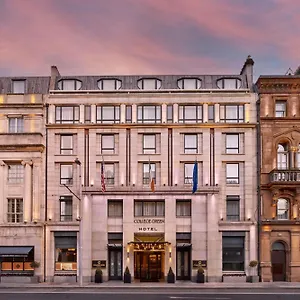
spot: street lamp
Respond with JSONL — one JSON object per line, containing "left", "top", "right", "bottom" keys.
{"left": 74, "top": 158, "right": 83, "bottom": 286}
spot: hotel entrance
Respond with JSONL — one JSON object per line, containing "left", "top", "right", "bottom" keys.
{"left": 134, "top": 252, "right": 164, "bottom": 281}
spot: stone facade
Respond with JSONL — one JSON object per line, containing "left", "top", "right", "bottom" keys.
{"left": 257, "top": 75, "right": 300, "bottom": 282}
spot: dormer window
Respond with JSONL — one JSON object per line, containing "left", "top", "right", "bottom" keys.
{"left": 12, "top": 80, "right": 25, "bottom": 94}
{"left": 57, "top": 79, "right": 82, "bottom": 91}
{"left": 177, "top": 78, "right": 201, "bottom": 90}
{"left": 98, "top": 79, "right": 122, "bottom": 91}
{"left": 137, "top": 78, "right": 161, "bottom": 90}
{"left": 217, "top": 78, "right": 241, "bottom": 89}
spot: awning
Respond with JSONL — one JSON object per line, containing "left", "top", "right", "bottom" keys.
{"left": 0, "top": 246, "right": 33, "bottom": 257}
{"left": 176, "top": 243, "right": 192, "bottom": 248}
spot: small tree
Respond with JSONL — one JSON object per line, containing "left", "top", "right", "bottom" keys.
{"left": 249, "top": 260, "right": 258, "bottom": 276}
{"left": 30, "top": 261, "right": 40, "bottom": 269}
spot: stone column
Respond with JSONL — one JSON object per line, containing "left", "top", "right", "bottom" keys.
{"left": 173, "top": 104, "right": 178, "bottom": 123}
{"left": 48, "top": 104, "right": 55, "bottom": 124}
{"left": 260, "top": 230, "right": 272, "bottom": 282}
{"left": 91, "top": 105, "right": 96, "bottom": 123}
{"left": 32, "top": 161, "right": 41, "bottom": 222}
{"left": 290, "top": 146, "right": 297, "bottom": 169}
{"left": 290, "top": 232, "right": 300, "bottom": 281}
{"left": 132, "top": 104, "right": 137, "bottom": 123}
{"left": 249, "top": 225, "right": 257, "bottom": 275}
{"left": 22, "top": 160, "right": 33, "bottom": 223}
{"left": 161, "top": 104, "right": 167, "bottom": 123}
{"left": 0, "top": 161, "right": 6, "bottom": 223}
{"left": 120, "top": 104, "right": 126, "bottom": 123}
{"left": 203, "top": 104, "right": 208, "bottom": 123}
{"left": 79, "top": 104, "right": 84, "bottom": 123}
{"left": 215, "top": 104, "right": 220, "bottom": 122}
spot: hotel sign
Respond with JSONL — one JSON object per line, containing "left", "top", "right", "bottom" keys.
{"left": 134, "top": 218, "right": 165, "bottom": 232}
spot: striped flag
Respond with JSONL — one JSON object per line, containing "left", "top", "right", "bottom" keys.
{"left": 149, "top": 160, "right": 155, "bottom": 192}
{"left": 101, "top": 159, "right": 106, "bottom": 193}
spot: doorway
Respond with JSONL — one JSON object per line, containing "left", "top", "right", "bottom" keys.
{"left": 108, "top": 249, "right": 122, "bottom": 280}
{"left": 271, "top": 241, "right": 286, "bottom": 281}
{"left": 176, "top": 248, "right": 191, "bottom": 280}
{"left": 134, "top": 252, "right": 164, "bottom": 282}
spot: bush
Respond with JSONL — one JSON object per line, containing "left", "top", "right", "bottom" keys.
{"left": 197, "top": 266, "right": 205, "bottom": 274}
{"left": 249, "top": 260, "right": 258, "bottom": 268}
{"left": 30, "top": 261, "right": 40, "bottom": 269}
{"left": 95, "top": 267, "right": 102, "bottom": 275}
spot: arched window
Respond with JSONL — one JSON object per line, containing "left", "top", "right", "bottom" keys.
{"left": 277, "top": 198, "right": 289, "bottom": 220}
{"left": 272, "top": 241, "right": 285, "bottom": 251}
{"left": 277, "top": 143, "right": 289, "bottom": 169}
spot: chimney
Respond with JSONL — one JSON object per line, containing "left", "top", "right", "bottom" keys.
{"left": 240, "top": 55, "right": 254, "bottom": 89}
{"left": 50, "top": 66, "right": 60, "bottom": 90}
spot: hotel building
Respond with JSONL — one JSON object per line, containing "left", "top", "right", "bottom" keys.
{"left": 257, "top": 70, "right": 300, "bottom": 282}
{"left": 44, "top": 56, "right": 258, "bottom": 283}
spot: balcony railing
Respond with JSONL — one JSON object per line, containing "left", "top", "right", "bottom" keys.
{"left": 270, "top": 169, "right": 300, "bottom": 182}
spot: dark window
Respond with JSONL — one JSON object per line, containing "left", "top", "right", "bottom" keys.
{"left": 134, "top": 200, "right": 165, "bottom": 217}
{"left": 226, "top": 196, "right": 240, "bottom": 221}
{"left": 60, "top": 165, "right": 73, "bottom": 185}
{"left": 167, "top": 105, "right": 173, "bottom": 123}
{"left": 220, "top": 105, "right": 244, "bottom": 123}
{"left": 222, "top": 236, "right": 244, "bottom": 271}
{"left": 96, "top": 106, "right": 120, "bottom": 124}
{"left": 60, "top": 135, "right": 73, "bottom": 155}
{"left": 275, "top": 101, "right": 286, "bottom": 117}
{"left": 208, "top": 105, "right": 215, "bottom": 122}
{"left": 85, "top": 105, "right": 91, "bottom": 123}
{"left": 55, "top": 106, "right": 79, "bottom": 124}
{"left": 176, "top": 200, "right": 191, "bottom": 216}
{"left": 179, "top": 105, "right": 203, "bottom": 123}
{"left": 137, "top": 105, "right": 161, "bottom": 123}
{"left": 60, "top": 196, "right": 72, "bottom": 221}
{"left": 126, "top": 105, "right": 132, "bottom": 123}
{"left": 108, "top": 200, "right": 123, "bottom": 217}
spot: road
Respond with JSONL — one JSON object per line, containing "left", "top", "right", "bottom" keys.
{"left": 1, "top": 289, "right": 300, "bottom": 300}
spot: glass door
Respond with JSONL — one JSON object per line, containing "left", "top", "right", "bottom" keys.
{"left": 135, "top": 252, "right": 162, "bottom": 282}
{"left": 109, "top": 249, "right": 122, "bottom": 280}
{"left": 176, "top": 248, "right": 191, "bottom": 280}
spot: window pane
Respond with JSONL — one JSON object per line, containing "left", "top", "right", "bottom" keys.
{"left": 143, "top": 163, "right": 155, "bottom": 184}
{"left": 143, "top": 135, "right": 156, "bottom": 154}
{"left": 222, "top": 236, "right": 244, "bottom": 271}
{"left": 8, "top": 165, "right": 24, "bottom": 184}
{"left": 85, "top": 106, "right": 91, "bottom": 122}
{"left": 167, "top": 105, "right": 173, "bottom": 122}
{"left": 101, "top": 135, "right": 115, "bottom": 154}
{"left": 126, "top": 105, "right": 132, "bottom": 123}
{"left": 108, "top": 200, "right": 123, "bottom": 217}
{"left": 226, "top": 134, "right": 239, "bottom": 154}
{"left": 226, "top": 164, "right": 239, "bottom": 184}
{"left": 226, "top": 199, "right": 240, "bottom": 221}
{"left": 60, "top": 196, "right": 72, "bottom": 221}
{"left": 277, "top": 198, "right": 289, "bottom": 219}
{"left": 61, "top": 135, "right": 73, "bottom": 155}
{"left": 275, "top": 101, "right": 286, "bottom": 117}
{"left": 176, "top": 200, "right": 191, "bottom": 216}
{"left": 60, "top": 165, "right": 73, "bottom": 185}
{"left": 105, "top": 164, "right": 114, "bottom": 185}
{"left": 184, "top": 134, "right": 197, "bottom": 154}
{"left": 184, "top": 163, "right": 194, "bottom": 184}
{"left": 208, "top": 105, "right": 214, "bottom": 121}
{"left": 12, "top": 80, "right": 25, "bottom": 93}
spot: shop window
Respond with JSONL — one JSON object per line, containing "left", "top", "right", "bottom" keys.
{"left": 134, "top": 200, "right": 164, "bottom": 217}
{"left": 55, "top": 234, "right": 77, "bottom": 271}
{"left": 108, "top": 200, "right": 123, "bottom": 217}
{"left": 222, "top": 235, "right": 244, "bottom": 271}
{"left": 176, "top": 200, "right": 191, "bottom": 217}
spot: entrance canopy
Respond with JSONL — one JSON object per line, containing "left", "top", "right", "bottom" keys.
{"left": 129, "top": 233, "right": 170, "bottom": 251}
{"left": 0, "top": 246, "right": 33, "bottom": 257}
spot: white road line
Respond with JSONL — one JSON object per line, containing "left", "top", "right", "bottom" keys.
{"left": 169, "top": 297, "right": 230, "bottom": 299}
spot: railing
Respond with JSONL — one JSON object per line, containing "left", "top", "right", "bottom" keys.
{"left": 270, "top": 169, "right": 300, "bottom": 182}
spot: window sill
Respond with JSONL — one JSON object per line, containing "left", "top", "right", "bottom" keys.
{"left": 226, "top": 184, "right": 240, "bottom": 187}
{"left": 176, "top": 216, "right": 191, "bottom": 218}
{"left": 180, "top": 153, "right": 202, "bottom": 155}
{"left": 138, "top": 153, "right": 161, "bottom": 155}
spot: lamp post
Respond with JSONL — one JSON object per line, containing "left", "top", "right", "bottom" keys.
{"left": 74, "top": 158, "right": 83, "bottom": 286}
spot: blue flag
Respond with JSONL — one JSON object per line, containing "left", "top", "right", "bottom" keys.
{"left": 192, "top": 162, "right": 198, "bottom": 194}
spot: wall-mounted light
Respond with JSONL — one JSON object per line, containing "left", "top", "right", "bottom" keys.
{"left": 127, "top": 251, "right": 130, "bottom": 258}
{"left": 132, "top": 183, "right": 135, "bottom": 187}
{"left": 220, "top": 217, "right": 223, "bottom": 221}
{"left": 247, "top": 218, "right": 251, "bottom": 221}
{"left": 169, "top": 251, "right": 172, "bottom": 259}
{"left": 205, "top": 183, "right": 208, "bottom": 186}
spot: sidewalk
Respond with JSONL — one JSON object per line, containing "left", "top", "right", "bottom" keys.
{"left": 1, "top": 281, "right": 300, "bottom": 289}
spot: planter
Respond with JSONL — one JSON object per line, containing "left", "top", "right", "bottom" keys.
{"left": 196, "top": 273, "right": 205, "bottom": 283}
{"left": 247, "top": 275, "right": 259, "bottom": 283}
{"left": 167, "top": 267, "right": 175, "bottom": 283}
{"left": 95, "top": 273, "right": 103, "bottom": 283}
{"left": 124, "top": 273, "right": 131, "bottom": 283}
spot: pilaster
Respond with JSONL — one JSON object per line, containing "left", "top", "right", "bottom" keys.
{"left": 21, "top": 160, "right": 33, "bottom": 223}
{"left": 0, "top": 160, "right": 6, "bottom": 223}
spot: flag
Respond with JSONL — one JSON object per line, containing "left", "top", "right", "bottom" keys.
{"left": 149, "top": 160, "right": 155, "bottom": 192}
{"left": 192, "top": 161, "right": 198, "bottom": 194}
{"left": 101, "top": 159, "right": 106, "bottom": 193}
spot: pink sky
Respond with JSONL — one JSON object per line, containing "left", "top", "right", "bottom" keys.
{"left": 0, "top": 0, "right": 299, "bottom": 77}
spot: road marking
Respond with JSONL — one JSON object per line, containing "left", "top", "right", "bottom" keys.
{"left": 169, "top": 297, "right": 230, "bottom": 300}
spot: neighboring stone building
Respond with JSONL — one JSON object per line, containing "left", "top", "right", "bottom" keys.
{"left": 0, "top": 77, "right": 49, "bottom": 282}
{"left": 45, "top": 56, "right": 257, "bottom": 283}
{"left": 257, "top": 72, "right": 300, "bottom": 282}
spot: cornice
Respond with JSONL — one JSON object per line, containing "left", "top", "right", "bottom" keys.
{"left": 257, "top": 78, "right": 300, "bottom": 94}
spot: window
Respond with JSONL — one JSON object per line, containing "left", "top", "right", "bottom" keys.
{"left": 60, "top": 165, "right": 73, "bottom": 185}
{"left": 126, "top": 105, "right": 132, "bottom": 123}
{"left": 12, "top": 80, "right": 25, "bottom": 93}
{"left": 60, "top": 196, "right": 72, "bottom": 221}
{"left": 8, "top": 164, "right": 24, "bottom": 184}
{"left": 222, "top": 235, "right": 244, "bottom": 271}
{"left": 137, "top": 105, "right": 161, "bottom": 123}
{"left": 184, "top": 134, "right": 198, "bottom": 154}
{"left": 208, "top": 105, "right": 215, "bottom": 122}
{"left": 220, "top": 105, "right": 244, "bottom": 123}
{"left": 179, "top": 105, "right": 203, "bottom": 123}
{"left": 55, "top": 106, "right": 79, "bottom": 124}
{"left": 226, "top": 196, "right": 240, "bottom": 221}
{"left": 101, "top": 135, "right": 115, "bottom": 154}
{"left": 176, "top": 200, "right": 191, "bottom": 216}
{"left": 57, "top": 79, "right": 82, "bottom": 90}
{"left": 277, "top": 198, "right": 289, "bottom": 220}
{"left": 85, "top": 105, "right": 91, "bottom": 123}
{"left": 143, "top": 163, "right": 156, "bottom": 184}
{"left": 177, "top": 78, "right": 201, "bottom": 89}
{"left": 226, "top": 134, "right": 239, "bottom": 154}
{"left": 217, "top": 78, "right": 241, "bottom": 89}
{"left": 60, "top": 135, "right": 73, "bottom": 155}
{"left": 104, "top": 163, "right": 115, "bottom": 185}
{"left": 8, "top": 117, "right": 24, "bottom": 133}
{"left": 134, "top": 200, "right": 165, "bottom": 216}
{"left": 277, "top": 144, "right": 288, "bottom": 169}
{"left": 108, "top": 200, "right": 123, "bottom": 217}
{"left": 98, "top": 79, "right": 121, "bottom": 90}
{"left": 137, "top": 78, "right": 161, "bottom": 90}
{"left": 167, "top": 105, "right": 173, "bottom": 123}
{"left": 143, "top": 134, "right": 156, "bottom": 154}
{"left": 226, "top": 163, "right": 239, "bottom": 184}
{"left": 275, "top": 101, "right": 286, "bottom": 117}
{"left": 7, "top": 198, "right": 23, "bottom": 223}
{"left": 96, "top": 106, "right": 120, "bottom": 124}
{"left": 184, "top": 163, "right": 194, "bottom": 184}
{"left": 55, "top": 234, "right": 77, "bottom": 271}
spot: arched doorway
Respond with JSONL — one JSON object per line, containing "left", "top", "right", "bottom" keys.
{"left": 271, "top": 241, "right": 286, "bottom": 281}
